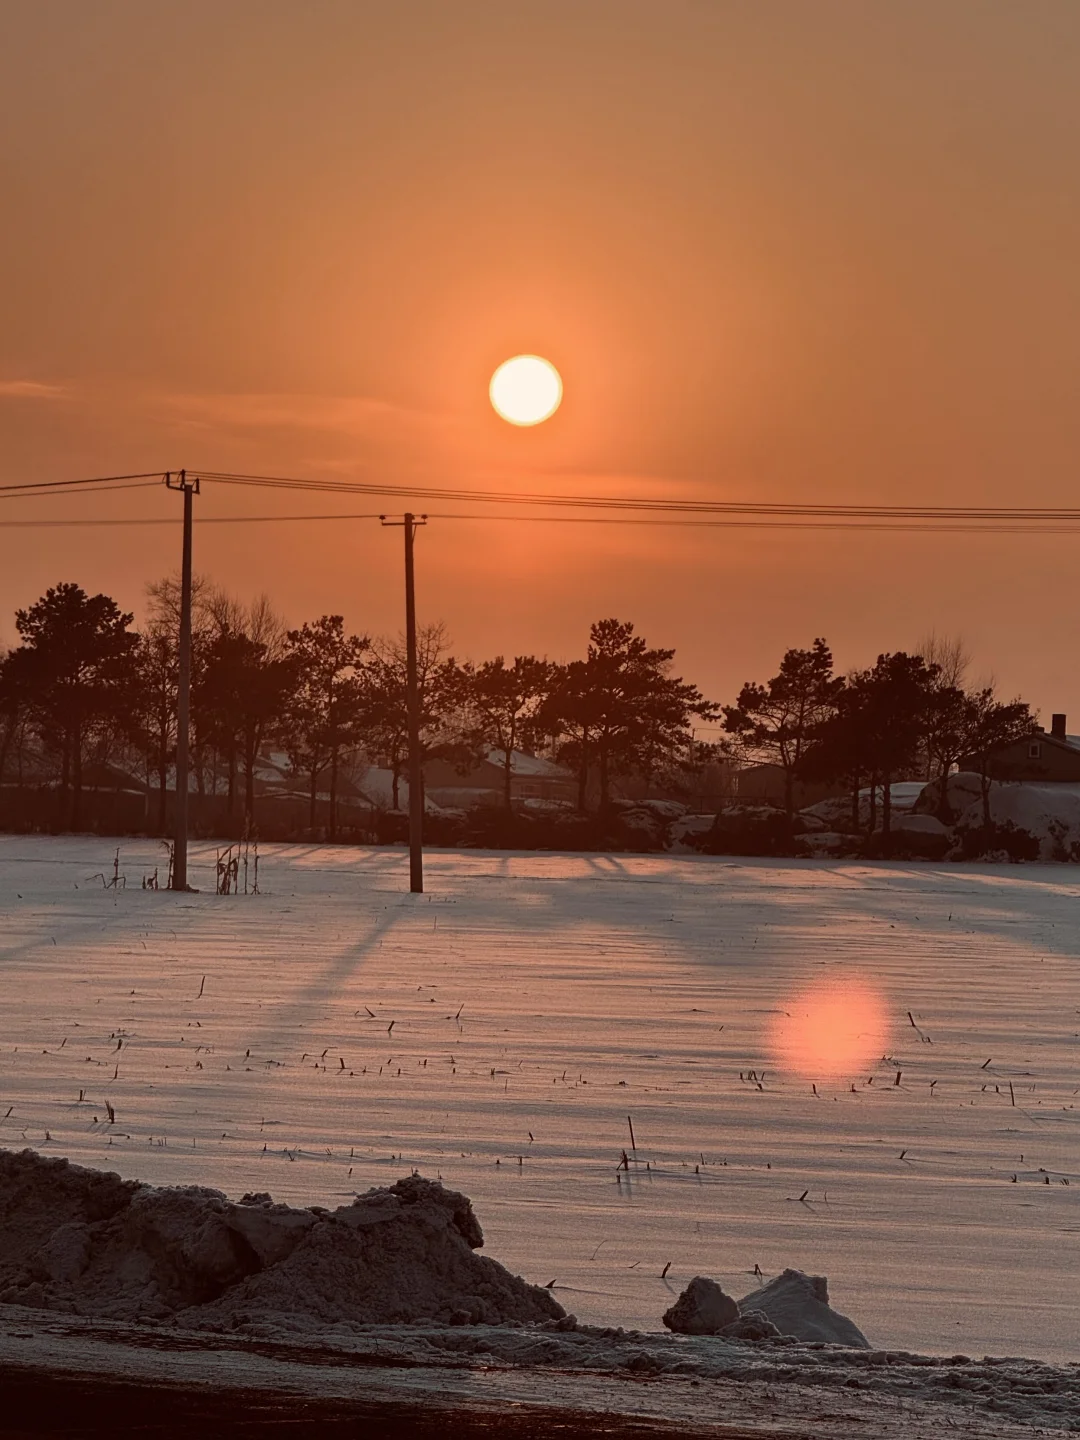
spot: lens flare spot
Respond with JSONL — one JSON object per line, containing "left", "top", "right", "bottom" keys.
{"left": 767, "top": 979, "right": 890, "bottom": 1081}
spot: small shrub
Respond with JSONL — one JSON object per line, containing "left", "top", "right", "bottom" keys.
{"left": 955, "top": 821, "right": 1039, "bottom": 862}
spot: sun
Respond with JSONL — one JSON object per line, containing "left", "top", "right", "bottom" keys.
{"left": 489, "top": 355, "right": 563, "bottom": 426}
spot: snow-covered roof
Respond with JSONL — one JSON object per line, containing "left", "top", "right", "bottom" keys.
{"left": 1028, "top": 728, "right": 1080, "bottom": 752}
{"left": 353, "top": 767, "right": 445, "bottom": 814}
{"left": 487, "top": 749, "right": 573, "bottom": 779}
{"left": 356, "top": 766, "right": 401, "bottom": 809}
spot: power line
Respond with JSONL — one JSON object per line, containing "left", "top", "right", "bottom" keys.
{"left": 193, "top": 468, "right": 1080, "bottom": 522}
{"left": 4, "top": 466, "right": 1080, "bottom": 531}
{"left": 0, "top": 472, "right": 166, "bottom": 496}
{"left": 0, "top": 513, "right": 383, "bottom": 527}
{"left": 422, "top": 514, "right": 1080, "bottom": 534}
{"left": 0, "top": 482, "right": 164, "bottom": 504}
{"left": 2, "top": 511, "right": 1080, "bottom": 534}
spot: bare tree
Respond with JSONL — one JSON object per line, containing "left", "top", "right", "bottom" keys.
{"left": 199, "top": 592, "right": 291, "bottom": 827}
{"left": 915, "top": 632, "right": 971, "bottom": 690}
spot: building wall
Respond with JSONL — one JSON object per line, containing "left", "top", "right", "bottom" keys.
{"left": 966, "top": 736, "right": 1080, "bottom": 782}
{"left": 0, "top": 785, "right": 148, "bottom": 833}
{"left": 423, "top": 756, "right": 576, "bottom": 808}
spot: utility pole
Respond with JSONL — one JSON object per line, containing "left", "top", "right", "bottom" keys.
{"left": 381, "top": 512, "right": 427, "bottom": 892}
{"left": 166, "top": 470, "right": 199, "bottom": 890}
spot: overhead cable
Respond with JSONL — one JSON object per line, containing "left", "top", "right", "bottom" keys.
{"left": 0, "top": 471, "right": 167, "bottom": 496}
{"left": 2, "top": 512, "right": 1080, "bottom": 534}
{"left": 192, "top": 469, "right": 1080, "bottom": 522}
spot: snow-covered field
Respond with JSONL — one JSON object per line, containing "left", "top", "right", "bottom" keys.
{"left": 0, "top": 838, "right": 1076, "bottom": 1363}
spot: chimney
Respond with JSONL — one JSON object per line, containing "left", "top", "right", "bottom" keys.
{"left": 1051, "top": 713, "right": 1067, "bottom": 738}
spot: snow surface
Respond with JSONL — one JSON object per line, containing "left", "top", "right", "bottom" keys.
{"left": 0, "top": 838, "right": 1077, "bottom": 1363}
{"left": 4, "top": 1307, "right": 1078, "bottom": 1438}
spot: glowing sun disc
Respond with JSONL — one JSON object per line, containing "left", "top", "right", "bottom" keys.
{"left": 490, "top": 355, "right": 562, "bottom": 426}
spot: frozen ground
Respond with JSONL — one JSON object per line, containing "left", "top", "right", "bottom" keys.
{"left": 0, "top": 837, "right": 1077, "bottom": 1363}
{"left": 2, "top": 1305, "right": 1078, "bottom": 1436}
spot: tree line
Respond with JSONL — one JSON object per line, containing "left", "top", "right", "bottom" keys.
{"left": 0, "top": 580, "right": 1038, "bottom": 842}
{"left": 0, "top": 580, "right": 717, "bottom": 833}
{"left": 723, "top": 636, "right": 1036, "bottom": 840}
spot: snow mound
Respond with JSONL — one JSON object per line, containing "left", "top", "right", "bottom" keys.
{"left": 893, "top": 813, "right": 949, "bottom": 837}
{"left": 913, "top": 770, "right": 984, "bottom": 820}
{"left": 803, "top": 783, "right": 926, "bottom": 834}
{"left": 793, "top": 831, "right": 852, "bottom": 858}
{"left": 0, "top": 1149, "right": 563, "bottom": 1330}
{"left": 630, "top": 798, "right": 688, "bottom": 820}
{"left": 737, "top": 1269, "right": 869, "bottom": 1347}
{"left": 663, "top": 1270, "right": 863, "bottom": 1347}
{"left": 662, "top": 1275, "right": 738, "bottom": 1334}
{"left": 958, "top": 784, "right": 1080, "bottom": 861}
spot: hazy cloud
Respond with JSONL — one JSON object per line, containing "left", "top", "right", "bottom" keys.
{"left": 0, "top": 381, "right": 67, "bottom": 400}
{"left": 157, "top": 392, "right": 448, "bottom": 437}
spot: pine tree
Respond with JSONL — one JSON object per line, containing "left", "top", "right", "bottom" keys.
{"left": 544, "top": 620, "right": 716, "bottom": 813}
{"left": 466, "top": 656, "right": 556, "bottom": 811}
{"left": 723, "top": 639, "right": 843, "bottom": 820}
{"left": 13, "top": 584, "right": 138, "bottom": 827}
{"left": 282, "top": 615, "right": 369, "bottom": 834}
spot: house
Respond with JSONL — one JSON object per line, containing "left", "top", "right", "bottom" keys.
{"left": 962, "top": 713, "right": 1080, "bottom": 783}
{"left": 0, "top": 756, "right": 149, "bottom": 832}
{"left": 423, "top": 750, "right": 577, "bottom": 811}
{"left": 141, "top": 752, "right": 382, "bottom": 836}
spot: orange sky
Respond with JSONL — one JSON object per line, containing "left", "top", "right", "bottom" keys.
{"left": 2, "top": 2, "right": 1079, "bottom": 721}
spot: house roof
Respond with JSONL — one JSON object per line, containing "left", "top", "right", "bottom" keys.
{"left": 487, "top": 749, "right": 574, "bottom": 779}
{"left": 957, "top": 727, "right": 1080, "bottom": 773}
{"left": 1006, "top": 730, "right": 1080, "bottom": 755}
{"left": 81, "top": 761, "right": 147, "bottom": 794}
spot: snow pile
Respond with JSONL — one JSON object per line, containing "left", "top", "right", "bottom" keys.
{"left": 793, "top": 830, "right": 854, "bottom": 857}
{"left": 957, "top": 783, "right": 1080, "bottom": 861}
{"left": 0, "top": 1149, "right": 563, "bottom": 1330}
{"left": 802, "top": 783, "right": 925, "bottom": 834}
{"left": 616, "top": 798, "right": 688, "bottom": 821}
{"left": 892, "top": 813, "right": 949, "bottom": 837}
{"left": 913, "top": 770, "right": 984, "bottom": 820}
{"left": 662, "top": 1275, "right": 739, "bottom": 1335}
{"left": 737, "top": 1269, "right": 869, "bottom": 1347}
{"left": 888, "top": 813, "right": 952, "bottom": 858}
{"left": 663, "top": 1269, "right": 868, "bottom": 1348}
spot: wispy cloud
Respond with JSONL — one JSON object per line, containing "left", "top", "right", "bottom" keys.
{"left": 0, "top": 380, "right": 67, "bottom": 400}
{"left": 157, "top": 391, "right": 448, "bottom": 436}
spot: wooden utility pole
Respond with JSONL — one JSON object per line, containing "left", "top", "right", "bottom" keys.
{"left": 382, "top": 512, "right": 427, "bottom": 892}
{"left": 166, "top": 470, "right": 199, "bottom": 890}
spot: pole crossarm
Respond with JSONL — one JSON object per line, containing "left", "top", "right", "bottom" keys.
{"left": 164, "top": 470, "right": 201, "bottom": 496}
